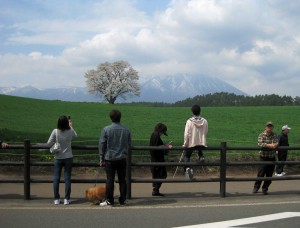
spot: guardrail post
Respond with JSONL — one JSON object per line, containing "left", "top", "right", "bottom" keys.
{"left": 126, "top": 147, "right": 132, "bottom": 199}
{"left": 220, "top": 141, "right": 227, "bottom": 197}
{"left": 24, "top": 139, "right": 31, "bottom": 200}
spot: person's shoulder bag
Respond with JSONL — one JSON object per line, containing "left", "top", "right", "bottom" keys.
{"left": 50, "top": 129, "right": 61, "bottom": 154}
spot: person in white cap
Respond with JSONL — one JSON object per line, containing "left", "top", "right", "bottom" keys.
{"left": 275, "top": 125, "right": 291, "bottom": 176}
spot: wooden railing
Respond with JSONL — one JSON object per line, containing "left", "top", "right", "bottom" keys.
{"left": 0, "top": 140, "right": 299, "bottom": 200}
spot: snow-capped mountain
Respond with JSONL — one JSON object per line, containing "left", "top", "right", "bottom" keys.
{"left": 0, "top": 75, "right": 246, "bottom": 103}
{"left": 134, "top": 74, "right": 246, "bottom": 103}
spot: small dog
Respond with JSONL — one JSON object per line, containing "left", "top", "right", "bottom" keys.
{"left": 85, "top": 185, "right": 106, "bottom": 205}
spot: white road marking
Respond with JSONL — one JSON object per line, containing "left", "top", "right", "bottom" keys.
{"left": 174, "top": 212, "right": 300, "bottom": 228}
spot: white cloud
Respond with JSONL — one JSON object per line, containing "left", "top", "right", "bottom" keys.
{"left": 1, "top": 0, "right": 300, "bottom": 97}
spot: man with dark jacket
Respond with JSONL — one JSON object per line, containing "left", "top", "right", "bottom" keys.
{"left": 275, "top": 125, "right": 291, "bottom": 176}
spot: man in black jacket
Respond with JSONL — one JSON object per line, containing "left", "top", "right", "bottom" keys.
{"left": 275, "top": 125, "right": 291, "bottom": 176}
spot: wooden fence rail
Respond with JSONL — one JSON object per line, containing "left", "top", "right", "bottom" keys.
{"left": 0, "top": 140, "right": 299, "bottom": 200}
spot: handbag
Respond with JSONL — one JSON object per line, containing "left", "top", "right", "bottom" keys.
{"left": 50, "top": 129, "right": 61, "bottom": 154}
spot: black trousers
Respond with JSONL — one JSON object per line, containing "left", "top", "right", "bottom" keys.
{"left": 275, "top": 151, "right": 288, "bottom": 174}
{"left": 254, "top": 157, "right": 275, "bottom": 191}
{"left": 183, "top": 145, "right": 205, "bottom": 171}
{"left": 105, "top": 159, "right": 127, "bottom": 204}
{"left": 151, "top": 166, "right": 167, "bottom": 191}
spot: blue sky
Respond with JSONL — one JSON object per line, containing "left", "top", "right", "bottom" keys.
{"left": 1, "top": 0, "right": 300, "bottom": 97}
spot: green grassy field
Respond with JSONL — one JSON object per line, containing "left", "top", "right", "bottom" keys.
{"left": 1, "top": 94, "right": 300, "bottom": 167}
{"left": 1, "top": 94, "right": 300, "bottom": 148}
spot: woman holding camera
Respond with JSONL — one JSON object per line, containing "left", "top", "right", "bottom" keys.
{"left": 47, "top": 115, "right": 77, "bottom": 205}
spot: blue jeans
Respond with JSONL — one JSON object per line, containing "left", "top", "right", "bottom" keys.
{"left": 183, "top": 146, "right": 205, "bottom": 171}
{"left": 105, "top": 159, "right": 127, "bottom": 204}
{"left": 53, "top": 157, "right": 73, "bottom": 200}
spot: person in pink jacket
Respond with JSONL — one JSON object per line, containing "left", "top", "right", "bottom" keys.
{"left": 183, "top": 104, "right": 208, "bottom": 179}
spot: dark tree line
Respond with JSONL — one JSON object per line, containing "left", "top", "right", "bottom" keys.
{"left": 127, "top": 92, "right": 300, "bottom": 107}
{"left": 174, "top": 92, "right": 300, "bottom": 107}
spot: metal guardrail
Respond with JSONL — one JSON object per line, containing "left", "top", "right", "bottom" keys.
{"left": 0, "top": 140, "right": 300, "bottom": 200}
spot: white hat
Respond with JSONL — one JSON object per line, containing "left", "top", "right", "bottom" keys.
{"left": 282, "top": 125, "right": 291, "bottom": 130}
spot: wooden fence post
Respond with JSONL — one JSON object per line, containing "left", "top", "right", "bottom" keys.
{"left": 126, "top": 147, "right": 132, "bottom": 199}
{"left": 220, "top": 141, "right": 227, "bottom": 197}
{"left": 24, "top": 139, "right": 31, "bottom": 200}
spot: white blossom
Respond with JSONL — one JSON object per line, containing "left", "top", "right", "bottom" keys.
{"left": 85, "top": 61, "right": 140, "bottom": 104}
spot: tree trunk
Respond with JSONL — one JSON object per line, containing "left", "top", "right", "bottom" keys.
{"left": 108, "top": 96, "right": 116, "bottom": 104}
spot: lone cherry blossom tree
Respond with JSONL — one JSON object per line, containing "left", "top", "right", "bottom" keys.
{"left": 85, "top": 61, "right": 140, "bottom": 104}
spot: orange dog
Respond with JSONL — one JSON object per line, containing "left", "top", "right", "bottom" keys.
{"left": 85, "top": 185, "right": 106, "bottom": 205}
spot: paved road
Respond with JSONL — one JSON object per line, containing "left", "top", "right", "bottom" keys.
{"left": 1, "top": 178, "right": 300, "bottom": 227}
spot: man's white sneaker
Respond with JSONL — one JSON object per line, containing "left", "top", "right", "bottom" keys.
{"left": 100, "top": 200, "right": 112, "bottom": 207}
{"left": 54, "top": 199, "right": 60, "bottom": 205}
{"left": 276, "top": 173, "right": 283, "bottom": 177}
{"left": 199, "top": 156, "right": 205, "bottom": 163}
{"left": 281, "top": 172, "right": 286, "bottom": 176}
{"left": 274, "top": 173, "right": 279, "bottom": 176}
{"left": 186, "top": 168, "right": 194, "bottom": 180}
{"left": 185, "top": 168, "right": 189, "bottom": 178}
{"left": 64, "top": 199, "right": 70, "bottom": 205}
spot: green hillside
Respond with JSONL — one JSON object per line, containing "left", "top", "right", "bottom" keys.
{"left": 1, "top": 94, "right": 300, "bottom": 148}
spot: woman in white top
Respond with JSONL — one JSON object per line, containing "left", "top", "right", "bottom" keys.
{"left": 47, "top": 115, "right": 77, "bottom": 205}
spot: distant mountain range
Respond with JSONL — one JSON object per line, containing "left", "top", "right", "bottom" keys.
{"left": 0, "top": 74, "right": 246, "bottom": 103}
{"left": 0, "top": 86, "right": 99, "bottom": 102}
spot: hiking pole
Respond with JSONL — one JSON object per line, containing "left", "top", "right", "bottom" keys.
{"left": 173, "top": 150, "right": 184, "bottom": 178}
{"left": 201, "top": 164, "right": 207, "bottom": 175}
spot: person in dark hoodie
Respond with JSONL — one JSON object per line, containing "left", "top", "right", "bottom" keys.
{"left": 183, "top": 104, "right": 208, "bottom": 180}
{"left": 149, "top": 123, "right": 172, "bottom": 196}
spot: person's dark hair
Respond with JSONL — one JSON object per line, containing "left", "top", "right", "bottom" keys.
{"left": 191, "top": 105, "right": 201, "bottom": 116}
{"left": 57, "top": 115, "right": 71, "bottom": 131}
{"left": 154, "top": 123, "right": 168, "bottom": 135}
{"left": 109, "top": 109, "right": 121, "bottom": 123}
